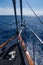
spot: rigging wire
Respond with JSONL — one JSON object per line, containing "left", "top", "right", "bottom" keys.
{"left": 25, "top": 0, "right": 43, "bottom": 44}
{"left": 26, "top": 26, "right": 43, "bottom": 44}
{"left": 19, "top": 0, "right": 26, "bottom": 27}
{"left": 19, "top": 0, "right": 23, "bottom": 24}
{"left": 23, "top": 26, "right": 43, "bottom": 44}
{"left": 24, "top": 0, "right": 43, "bottom": 63}
{"left": 25, "top": 0, "right": 43, "bottom": 24}
{"left": 12, "top": 0, "right": 18, "bottom": 35}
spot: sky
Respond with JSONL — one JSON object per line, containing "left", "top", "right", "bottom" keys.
{"left": 0, "top": 0, "right": 43, "bottom": 15}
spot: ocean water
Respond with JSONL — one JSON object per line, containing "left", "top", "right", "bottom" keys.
{"left": 0, "top": 15, "right": 43, "bottom": 65}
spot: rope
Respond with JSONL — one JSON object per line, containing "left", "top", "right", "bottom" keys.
{"left": 25, "top": 0, "right": 43, "bottom": 24}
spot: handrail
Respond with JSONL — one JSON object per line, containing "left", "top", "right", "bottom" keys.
{"left": 0, "top": 35, "right": 17, "bottom": 48}
{"left": 18, "top": 34, "right": 34, "bottom": 65}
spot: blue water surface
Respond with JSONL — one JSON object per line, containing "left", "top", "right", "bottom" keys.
{"left": 0, "top": 15, "right": 43, "bottom": 65}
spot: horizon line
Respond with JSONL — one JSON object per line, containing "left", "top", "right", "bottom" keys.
{"left": 0, "top": 8, "right": 43, "bottom": 16}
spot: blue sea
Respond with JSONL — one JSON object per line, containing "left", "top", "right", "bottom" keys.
{"left": 0, "top": 15, "right": 43, "bottom": 65}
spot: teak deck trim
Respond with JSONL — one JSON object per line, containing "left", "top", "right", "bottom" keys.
{"left": 0, "top": 35, "right": 17, "bottom": 48}
{"left": 18, "top": 35, "right": 34, "bottom": 65}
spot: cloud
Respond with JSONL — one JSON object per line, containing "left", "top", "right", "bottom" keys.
{"left": 0, "top": 8, "right": 14, "bottom": 15}
{"left": 0, "top": 8, "right": 43, "bottom": 16}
